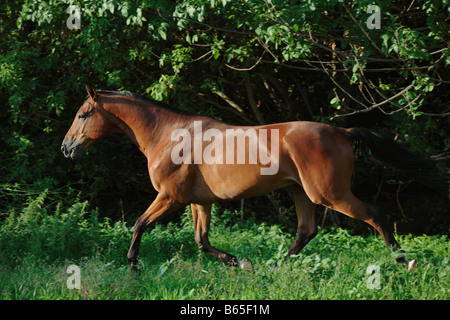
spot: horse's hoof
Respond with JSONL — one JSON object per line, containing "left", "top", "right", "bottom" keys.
{"left": 407, "top": 259, "right": 417, "bottom": 271}
{"left": 128, "top": 264, "right": 141, "bottom": 275}
{"left": 238, "top": 258, "right": 254, "bottom": 273}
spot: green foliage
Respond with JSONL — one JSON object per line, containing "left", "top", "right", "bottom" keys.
{"left": 0, "top": 191, "right": 131, "bottom": 264}
{"left": 0, "top": 1, "right": 448, "bottom": 237}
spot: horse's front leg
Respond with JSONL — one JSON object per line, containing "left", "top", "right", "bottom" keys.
{"left": 127, "top": 193, "right": 181, "bottom": 272}
{"left": 191, "top": 203, "right": 254, "bottom": 272}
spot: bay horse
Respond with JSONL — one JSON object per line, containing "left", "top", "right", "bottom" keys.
{"left": 61, "top": 85, "right": 446, "bottom": 272}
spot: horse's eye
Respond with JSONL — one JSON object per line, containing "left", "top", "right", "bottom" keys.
{"left": 78, "top": 112, "right": 90, "bottom": 120}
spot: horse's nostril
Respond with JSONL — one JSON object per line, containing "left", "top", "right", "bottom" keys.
{"left": 61, "top": 144, "right": 69, "bottom": 157}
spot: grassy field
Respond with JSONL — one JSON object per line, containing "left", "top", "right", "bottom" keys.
{"left": 0, "top": 193, "right": 449, "bottom": 300}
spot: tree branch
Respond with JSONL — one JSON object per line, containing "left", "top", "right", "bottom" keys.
{"left": 243, "top": 72, "right": 266, "bottom": 124}
{"left": 213, "top": 90, "right": 245, "bottom": 114}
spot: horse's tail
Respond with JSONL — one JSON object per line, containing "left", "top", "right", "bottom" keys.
{"left": 344, "top": 127, "right": 449, "bottom": 196}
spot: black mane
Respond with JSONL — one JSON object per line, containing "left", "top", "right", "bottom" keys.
{"left": 86, "top": 89, "right": 192, "bottom": 115}
{"left": 97, "top": 90, "right": 155, "bottom": 104}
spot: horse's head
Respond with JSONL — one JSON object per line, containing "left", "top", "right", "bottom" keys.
{"left": 61, "top": 85, "right": 114, "bottom": 159}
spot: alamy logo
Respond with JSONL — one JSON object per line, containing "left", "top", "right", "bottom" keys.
{"left": 66, "top": 264, "right": 81, "bottom": 290}
{"left": 170, "top": 121, "right": 280, "bottom": 175}
{"left": 66, "top": 5, "right": 81, "bottom": 30}
{"left": 366, "top": 264, "right": 381, "bottom": 289}
{"left": 366, "top": 5, "right": 381, "bottom": 30}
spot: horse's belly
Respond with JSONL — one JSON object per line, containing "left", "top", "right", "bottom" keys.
{"left": 190, "top": 163, "right": 294, "bottom": 202}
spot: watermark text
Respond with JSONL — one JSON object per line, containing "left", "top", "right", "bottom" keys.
{"left": 66, "top": 264, "right": 81, "bottom": 289}
{"left": 171, "top": 121, "right": 279, "bottom": 175}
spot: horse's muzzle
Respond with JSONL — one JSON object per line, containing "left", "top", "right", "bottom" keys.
{"left": 61, "top": 140, "right": 83, "bottom": 159}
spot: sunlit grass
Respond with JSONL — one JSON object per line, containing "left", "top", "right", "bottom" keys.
{"left": 0, "top": 195, "right": 448, "bottom": 300}
{"left": 1, "top": 226, "right": 448, "bottom": 300}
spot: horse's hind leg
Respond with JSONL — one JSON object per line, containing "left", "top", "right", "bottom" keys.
{"left": 328, "top": 192, "right": 416, "bottom": 270}
{"left": 287, "top": 186, "right": 317, "bottom": 257}
{"left": 191, "top": 203, "right": 253, "bottom": 272}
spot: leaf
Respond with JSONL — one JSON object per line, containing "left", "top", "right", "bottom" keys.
{"left": 159, "top": 264, "right": 168, "bottom": 276}
{"left": 120, "top": 4, "right": 128, "bottom": 17}
{"left": 158, "top": 23, "right": 169, "bottom": 40}
{"left": 379, "top": 83, "right": 391, "bottom": 91}
{"left": 108, "top": 2, "right": 114, "bottom": 14}
{"left": 445, "top": 55, "right": 450, "bottom": 67}
{"left": 425, "top": 82, "right": 434, "bottom": 92}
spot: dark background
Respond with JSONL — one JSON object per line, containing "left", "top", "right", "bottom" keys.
{"left": 1, "top": 0, "right": 448, "bottom": 236}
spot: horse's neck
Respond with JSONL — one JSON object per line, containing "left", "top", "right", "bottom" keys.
{"left": 104, "top": 99, "right": 185, "bottom": 156}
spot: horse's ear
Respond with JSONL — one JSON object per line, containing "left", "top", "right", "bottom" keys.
{"left": 86, "top": 85, "right": 97, "bottom": 101}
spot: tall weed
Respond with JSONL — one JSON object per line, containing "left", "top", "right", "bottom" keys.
{"left": 0, "top": 191, "right": 131, "bottom": 265}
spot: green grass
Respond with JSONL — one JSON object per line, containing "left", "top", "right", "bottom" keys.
{"left": 0, "top": 192, "right": 449, "bottom": 300}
